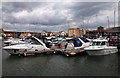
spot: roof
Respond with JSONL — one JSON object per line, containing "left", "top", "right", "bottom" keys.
{"left": 68, "top": 28, "right": 80, "bottom": 30}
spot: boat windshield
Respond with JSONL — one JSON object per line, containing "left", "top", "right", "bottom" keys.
{"left": 101, "top": 41, "right": 106, "bottom": 45}
{"left": 92, "top": 41, "right": 106, "bottom": 46}
{"left": 25, "top": 37, "right": 43, "bottom": 45}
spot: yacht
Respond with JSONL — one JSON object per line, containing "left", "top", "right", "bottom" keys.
{"left": 52, "top": 37, "right": 90, "bottom": 56}
{"left": 84, "top": 37, "right": 118, "bottom": 55}
{"left": 3, "top": 36, "right": 53, "bottom": 56}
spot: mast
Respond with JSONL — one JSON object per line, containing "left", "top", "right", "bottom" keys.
{"left": 14, "top": 24, "right": 16, "bottom": 38}
{"left": 96, "top": 15, "right": 98, "bottom": 27}
{"left": 82, "top": 16, "right": 84, "bottom": 28}
{"left": 14, "top": 24, "right": 15, "bottom": 38}
{"left": 114, "top": 8, "right": 116, "bottom": 27}
{"left": 107, "top": 16, "right": 110, "bottom": 28}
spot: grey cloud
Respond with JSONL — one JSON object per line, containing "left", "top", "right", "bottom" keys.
{"left": 2, "top": 2, "right": 69, "bottom": 25}
{"left": 2, "top": 2, "right": 44, "bottom": 12}
{"left": 2, "top": 2, "right": 118, "bottom": 32}
{"left": 69, "top": 2, "right": 116, "bottom": 18}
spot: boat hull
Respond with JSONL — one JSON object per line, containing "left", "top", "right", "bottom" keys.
{"left": 3, "top": 49, "right": 22, "bottom": 55}
{"left": 86, "top": 48, "right": 118, "bottom": 55}
{"left": 54, "top": 48, "right": 85, "bottom": 56}
{"left": 3, "top": 49, "right": 53, "bottom": 56}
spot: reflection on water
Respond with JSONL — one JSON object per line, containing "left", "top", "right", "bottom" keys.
{"left": 2, "top": 50, "right": 118, "bottom": 76}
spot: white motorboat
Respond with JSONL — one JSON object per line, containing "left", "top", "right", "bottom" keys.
{"left": 52, "top": 37, "right": 90, "bottom": 56}
{"left": 3, "top": 36, "right": 53, "bottom": 56}
{"left": 84, "top": 37, "right": 118, "bottom": 55}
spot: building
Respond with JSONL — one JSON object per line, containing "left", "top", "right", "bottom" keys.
{"left": 60, "top": 31, "right": 67, "bottom": 37}
{"left": 68, "top": 28, "right": 80, "bottom": 37}
{"left": 0, "top": 28, "right": 4, "bottom": 33}
{"left": 0, "top": 28, "right": 4, "bottom": 37}
{"left": 107, "top": 26, "right": 120, "bottom": 36}
{"left": 97, "top": 26, "right": 104, "bottom": 32}
{"left": 86, "top": 26, "right": 108, "bottom": 38}
{"left": 19, "top": 32, "right": 32, "bottom": 38}
{"left": 86, "top": 26, "right": 120, "bottom": 39}
{"left": 106, "top": 26, "right": 120, "bottom": 46}
{"left": 4, "top": 31, "right": 17, "bottom": 37}
{"left": 3, "top": 30, "right": 41, "bottom": 38}
{"left": 68, "top": 28, "right": 86, "bottom": 37}
{"left": 79, "top": 28, "right": 87, "bottom": 36}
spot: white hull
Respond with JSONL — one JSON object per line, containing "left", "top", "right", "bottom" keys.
{"left": 5, "top": 49, "right": 20, "bottom": 55}
{"left": 4, "top": 49, "right": 53, "bottom": 56}
{"left": 86, "top": 48, "right": 118, "bottom": 55}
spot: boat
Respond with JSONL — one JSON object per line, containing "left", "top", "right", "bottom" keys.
{"left": 84, "top": 37, "right": 118, "bottom": 55}
{"left": 4, "top": 37, "right": 26, "bottom": 46}
{"left": 0, "top": 36, "right": 2, "bottom": 40}
{"left": 3, "top": 36, "right": 53, "bottom": 56}
{"left": 52, "top": 37, "right": 90, "bottom": 56}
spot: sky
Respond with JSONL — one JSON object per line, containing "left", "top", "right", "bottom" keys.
{"left": 1, "top": 2, "right": 119, "bottom": 32}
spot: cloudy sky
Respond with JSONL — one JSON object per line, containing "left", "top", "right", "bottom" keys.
{"left": 2, "top": 2, "right": 118, "bottom": 32}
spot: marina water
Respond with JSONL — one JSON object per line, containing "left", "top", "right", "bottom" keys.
{"left": 2, "top": 49, "right": 118, "bottom": 76}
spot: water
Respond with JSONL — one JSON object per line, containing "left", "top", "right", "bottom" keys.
{"left": 2, "top": 50, "right": 118, "bottom": 76}
{"left": 1, "top": 39, "right": 118, "bottom": 76}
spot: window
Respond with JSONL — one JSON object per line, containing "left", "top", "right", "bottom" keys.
{"left": 31, "top": 38, "right": 43, "bottom": 45}
{"left": 26, "top": 37, "right": 43, "bottom": 45}
{"left": 101, "top": 42, "right": 105, "bottom": 45}
{"left": 92, "top": 42, "right": 101, "bottom": 46}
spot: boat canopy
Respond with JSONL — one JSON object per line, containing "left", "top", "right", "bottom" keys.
{"left": 69, "top": 37, "right": 83, "bottom": 47}
{"left": 79, "top": 37, "right": 90, "bottom": 42}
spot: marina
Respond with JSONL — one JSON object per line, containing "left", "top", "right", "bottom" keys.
{"left": 1, "top": 36, "right": 119, "bottom": 76}
{"left": 2, "top": 31, "right": 120, "bottom": 57}
{"left": 1, "top": 2, "right": 120, "bottom": 77}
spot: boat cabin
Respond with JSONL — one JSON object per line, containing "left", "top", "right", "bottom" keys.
{"left": 92, "top": 39, "right": 108, "bottom": 46}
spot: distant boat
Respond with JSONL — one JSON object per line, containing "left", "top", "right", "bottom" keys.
{"left": 84, "top": 37, "right": 118, "bottom": 55}
{"left": 3, "top": 36, "right": 53, "bottom": 56}
{"left": 4, "top": 37, "right": 26, "bottom": 45}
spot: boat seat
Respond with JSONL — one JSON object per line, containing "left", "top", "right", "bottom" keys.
{"left": 66, "top": 43, "right": 74, "bottom": 50}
